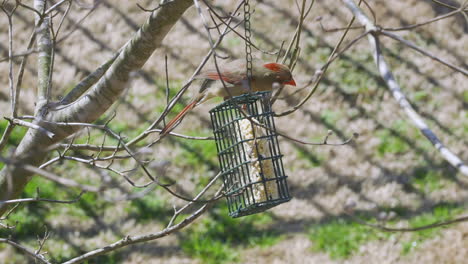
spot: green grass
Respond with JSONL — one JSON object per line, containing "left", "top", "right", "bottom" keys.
{"left": 411, "top": 90, "right": 430, "bottom": 102}
{"left": 401, "top": 204, "right": 463, "bottom": 255}
{"left": 308, "top": 204, "right": 464, "bottom": 259}
{"left": 0, "top": 177, "right": 104, "bottom": 237}
{"left": 309, "top": 217, "right": 387, "bottom": 259}
{"left": 464, "top": 112, "right": 468, "bottom": 133}
{"left": 2, "top": 177, "right": 103, "bottom": 233}
{"left": 295, "top": 146, "right": 323, "bottom": 168}
{"left": 181, "top": 205, "right": 283, "bottom": 264}
{"left": 463, "top": 90, "right": 468, "bottom": 104}
{"left": 127, "top": 193, "right": 173, "bottom": 223}
{"left": 154, "top": 79, "right": 187, "bottom": 118}
{"left": 411, "top": 167, "right": 445, "bottom": 193}
{"left": 0, "top": 119, "right": 28, "bottom": 167}
{"left": 0, "top": 203, "right": 48, "bottom": 238}
{"left": 376, "top": 129, "right": 410, "bottom": 156}
{"left": 0, "top": 175, "right": 125, "bottom": 262}
{"left": 171, "top": 130, "right": 219, "bottom": 198}
{"left": 320, "top": 109, "right": 342, "bottom": 125}
{"left": 174, "top": 130, "right": 218, "bottom": 169}
{"left": 0, "top": 120, "right": 27, "bottom": 147}
{"left": 0, "top": 177, "right": 62, "bottom": 238}
{"left": 24, "top": 175, "right": 63, "bottom": 198}
{"left": 225, "top": 37, "right": 242, "bottom": 49}
{"left": 328, "top": 52, "right": 379, "bottom": 98}
{"left": 26, "top": 235, "right": 122, "bottom": 263}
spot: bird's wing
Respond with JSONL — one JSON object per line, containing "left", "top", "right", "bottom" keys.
{"left": 195, "top": 70, "right": 245, "bottom": 85}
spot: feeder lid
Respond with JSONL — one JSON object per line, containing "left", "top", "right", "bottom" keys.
{"left": 209, "top": 91, "right": 272, "bottom": 113}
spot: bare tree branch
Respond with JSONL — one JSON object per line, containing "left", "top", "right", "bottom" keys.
{"left": 0, "top": 1, "right": 19, "bottom": 153}
{"left": 0, "top": 238, "right": 51, "bottom": 264}
{"left": 383, "top": 6, "right": 466, "bottom": 31}
{"left": 275, "top": 10, "right": 365, "bottom": 116}
{"left": 21, "top": 164, "right": 102, "bottom": 192}
{"left": 431, "top": 0, "right": 468, "bottom": 11}
{"left": 0, "top": 28, "right": 38, "bottom": 153}
{"left": 1, "top": 1, "right": 17, "bottom": 116}
{"left": 34, "top": 0, "right": 52, "bottom": 110}
{"left": 61, "top": 187, "right": 222, "bottom": 264}
{"left": 45, "top": 0, "right": 73, "bottom": 15}
{"left": 0, "top": 0, "right": 195, "bottom": 216}
{"left": 60, "top": 52, "right": 120, "bottom": 105}
{"left": 4, "top": 117, "right": 55, "bottom": 138}
{"left": 341, "top": 0, "right": 468, "bottom": 176}
{"left": 346, "top": 208, "right": 468, "bottom": 232}
{"left": 270, "top": 0, "right": 313, "bottom": 105}
{"left": 0, "top": 191, "right": 85, "bottom": 205}
{"left": 380, "top": 30, "right": 468, "bottom": 76}
{"left": 16, "top": 0, "right": 41, "bottom": 17}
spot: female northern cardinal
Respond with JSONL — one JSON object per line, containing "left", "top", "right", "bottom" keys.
{"left": 160, "top": 59, "right": 296, "bottom": 135}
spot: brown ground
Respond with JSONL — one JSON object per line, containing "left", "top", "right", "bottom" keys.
{"left": 0, "top": 0, "right": 467, "bottom": 263}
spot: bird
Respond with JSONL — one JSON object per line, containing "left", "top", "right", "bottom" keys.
{"left": 160, "top": 59, "right": 296, "bottom": 135}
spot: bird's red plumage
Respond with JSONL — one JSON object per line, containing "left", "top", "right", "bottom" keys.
{"left": 263, "top": 63, "right": 282, "bottom": 72}
{"left": 205, "top": 72, "right": 233, "bottom": 83}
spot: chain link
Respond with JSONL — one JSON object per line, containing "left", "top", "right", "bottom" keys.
{"left": 244, "top": 0, "right": 253, "bottom": 91}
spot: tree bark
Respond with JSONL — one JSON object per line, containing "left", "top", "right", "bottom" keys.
{"left": 0, "top": 0, "right": 194, "bottom": 216}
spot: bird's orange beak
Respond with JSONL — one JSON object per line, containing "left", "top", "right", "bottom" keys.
{"left": 284, "top": 79, "right": 296, "bottom": 86}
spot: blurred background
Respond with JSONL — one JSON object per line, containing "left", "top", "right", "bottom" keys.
{"left": 0, "top": 0, "right": 467, "bottom": 263}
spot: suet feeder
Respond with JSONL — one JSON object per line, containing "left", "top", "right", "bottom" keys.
{"left": 209, "top": 91, "right": 291, "bottom": 218}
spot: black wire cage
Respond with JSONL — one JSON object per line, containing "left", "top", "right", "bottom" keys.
{"left": 209, "top": 91, "right": 291, "bottom": 218}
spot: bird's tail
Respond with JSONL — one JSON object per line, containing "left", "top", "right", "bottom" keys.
{"left": 160, "top": 100, "right": 198, "bottom": 136}
{"left": 160, "top": 80, "right": 213, "bottom": 136}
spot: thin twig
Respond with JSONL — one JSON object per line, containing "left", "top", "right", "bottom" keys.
{"left": 271, "top": 0, "right": 312, "bottom": 105}
{"left": 35, "top": 226, "right": 50, "bottom": 255}
{"left": 202, "top": 0, "right": 279, "bottom": 55}
{"left": 56, "top": 3, "right": 98, "bottom": 44}
{"left": 380, "top": 30, "right": 468, "bottom": 76}
{"left": 275, "top": 10, "right": 364, "bottom": 116}
{"left": 0, "top": 203, "right": 19, "bottom": 221}
{"left": 167, "top": 175, "right": 223, "bottom": 227}
{"left": 60, "top": 52, "right": 120, "bottom": 105}
{"left": 383, "top": 8, "right": 463, "bottom": 31}
{"left": 1, "top": 2, "right": 17, "bottom": 117}
{"left": 17, "top": 1, "right": 41, "bottom": 17}
{"left": 431, "top": 0, "right": 466, "bottom": 10}
{"left": 346, "top": 210, "right": 468, "bottom": 232}
{"left": 46, "top": 0, "right": 72, "bottom": 101}
{"left": 14, "top": 29, "right": 37, "bottom": 117}
{"left": 62, "top": 186, "right": 223, "bottom": 264}
{"left": 44, "top": 0, "right": 71, "bottom": 15}
{"left": 0, "top": 48, "right": 39, "bottom": 62}
{"left": 136, "top": 0, "right": 175, "bottom": 12}
{"left": 0, "top": 191, "right": 85, "bottom": 205}
{"left": 0, "top": 238, "right": 51, "bottom": 264}
{"left": 20, "top": 164, "right": 101, "bottom": 192}
{"left": 0, "top": 1, "right": 19, "bottom": 153}
{"left": 319, "top": 20, "right": 364, "bottom": 32}
{"left": 4, "top": 117, "right": 55, "bottom": 138}
{"left": 50, "top": 128, "right": 214, "bottom": 153}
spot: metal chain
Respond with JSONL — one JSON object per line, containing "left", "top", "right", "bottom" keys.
{"left": 244, "top": 0, "right": 253, "bottom": 91}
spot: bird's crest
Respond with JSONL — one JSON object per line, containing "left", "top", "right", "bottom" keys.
{"left": 263, "top": 63, "right": 283, "bottom": 72}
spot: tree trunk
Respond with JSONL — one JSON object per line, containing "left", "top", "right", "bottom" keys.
{"left": 0, "top": 0, "right": 194, "bottom": 216}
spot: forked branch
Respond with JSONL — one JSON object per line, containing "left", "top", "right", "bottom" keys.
{"left": 341, "top": 0, "right": 468, "bottom": 176}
